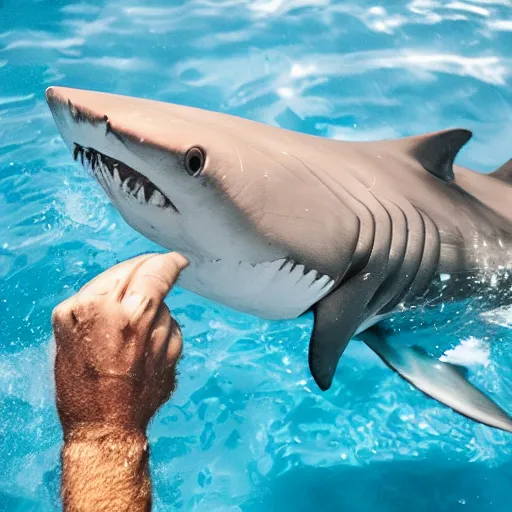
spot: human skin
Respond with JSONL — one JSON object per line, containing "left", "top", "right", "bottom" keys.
{"left": 52, "top": 252, "right": 189, "bottom": 512}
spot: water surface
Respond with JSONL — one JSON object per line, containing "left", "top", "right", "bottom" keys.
{"left": 1, "top": 1, "right": 512, "bottom": 510}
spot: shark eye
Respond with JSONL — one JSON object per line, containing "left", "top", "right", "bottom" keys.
{"left": 184, "top": 147, "right": 205, "bottom": 176}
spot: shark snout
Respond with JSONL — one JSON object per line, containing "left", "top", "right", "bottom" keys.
{"left": 46, "top": 86, "right": 186, "bottom": 218}
{"left": 46, "top": 86, "right": 104, "bottom": 126}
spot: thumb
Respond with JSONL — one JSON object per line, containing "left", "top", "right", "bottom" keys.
{"left": 121, "top": 252, "right": 189, "bottom": 315}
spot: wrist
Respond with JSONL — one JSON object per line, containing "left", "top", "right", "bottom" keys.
{"left": 62, "top": 423, "right": 147, "bottom": 445}
{"left": 62, "top": 425, "right": 149, "bottom": 470}
{"left": 61, "top": 424, "right": 152, "bottom": 511}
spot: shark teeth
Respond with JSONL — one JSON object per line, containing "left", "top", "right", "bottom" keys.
{"left": 72, "top": 143, "right": 178, "bottom": 212}
{"left": 149, "top": 190, "right": 166, "bottom": 207}
{"left": 113, "top": 167, "right": 121, "bottom": 186}
{"left": 122, "top": 177, "right": 132, "bottom": 193}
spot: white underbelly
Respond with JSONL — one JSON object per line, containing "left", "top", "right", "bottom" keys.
{"left": 178, "top": 257, "right": 335, "bottom": 320}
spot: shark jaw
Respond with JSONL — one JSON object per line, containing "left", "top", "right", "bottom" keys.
{"left": 73, "top": 143, "right": 178, "bottom": 212}
{"left": 46, "top": 87, "right": 336, "bottom": 320}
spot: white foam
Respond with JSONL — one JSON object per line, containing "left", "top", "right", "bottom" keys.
{"left": 58, "top": 56, "right": 153, "bottom": 71}
{"left": 487, "top": 19, "right": 512, "bottom": 31}
{"left": 440, "top": 337, "right": 491, "bottom": 368}
{"left": 482, "top": 306, "right": 512, "bottom": 329}
{"left": 446, "top": 2, "right": 490, "bottom": 16}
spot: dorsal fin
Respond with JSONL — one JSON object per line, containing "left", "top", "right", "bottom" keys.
{"left": 491, "top": 159, "right": 512, "bottom": 183}
{"left": 404, "top": 129, "right": 472, "bottom": 183}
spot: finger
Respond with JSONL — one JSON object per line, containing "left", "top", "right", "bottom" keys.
{"left": 166, "top": 320, "right": 183, "bottom": 367}
{"left": 121, "top": 252, "right": 188, "bottom": 318}
{"left": 78, "top": 254, "right": 156, "bottom": 297}
{"left": 160, "top": 321, "right": 182, "bottom": 400}
{"left": 147, "top": 303, "right": 173, "bottom": 361}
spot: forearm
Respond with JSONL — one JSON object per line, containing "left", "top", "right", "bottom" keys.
{"left": 61, "top": 426, "right": 151, "bottom": 512}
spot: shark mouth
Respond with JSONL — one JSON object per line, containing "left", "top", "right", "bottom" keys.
{"left": 73, "top": 143, "right": 179, "bottom": 213}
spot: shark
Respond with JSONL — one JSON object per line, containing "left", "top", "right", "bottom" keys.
{"left": 46, "top": 86, "right": 512, "bottom": 433}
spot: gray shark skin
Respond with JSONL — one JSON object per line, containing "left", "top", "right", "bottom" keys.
{"left": 46, "top": 86, "right": 512, "bottom": 433}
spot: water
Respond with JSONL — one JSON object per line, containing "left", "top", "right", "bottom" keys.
{"left": 1, "top": 0, "right": 512, "bottom": 510}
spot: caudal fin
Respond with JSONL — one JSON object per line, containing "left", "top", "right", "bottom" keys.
{"left": 491, "top": 159, "right": 512, "bottom": 183}
{"left": 360, "top": 329, "right": 512, "bottom": 433}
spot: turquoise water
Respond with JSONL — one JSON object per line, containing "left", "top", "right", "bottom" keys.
{"left": 1, "top": 0, "right": 512, "bottom": 510}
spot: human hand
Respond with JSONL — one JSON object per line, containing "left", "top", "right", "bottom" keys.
{"left": 52, "top": 252, "right": 189, "bottom": 437}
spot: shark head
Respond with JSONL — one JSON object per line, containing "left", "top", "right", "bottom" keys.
{"left": 46, "top": 87, "right": 359, "bottom": 319}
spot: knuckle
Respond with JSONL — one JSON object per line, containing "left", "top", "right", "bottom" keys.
{"left": 51, "top": 305, "right": 63, "bottom": 324}
{"left": 74, "top": 294, "right": 101, "bottom": 314}
{"left": 51, "top": 299, "right": 74, "bottom": 325}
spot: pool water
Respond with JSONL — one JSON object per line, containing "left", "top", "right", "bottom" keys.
{"left": 1, "top": 1, "right": 512, "bottom": 510}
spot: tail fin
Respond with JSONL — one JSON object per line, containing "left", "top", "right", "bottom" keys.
{"left": 491, "top": 159, "right": 512, "bottom": 183}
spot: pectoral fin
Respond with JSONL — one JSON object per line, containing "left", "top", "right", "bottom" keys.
{"left": 309, "top": 286, "right": 354, "bottom": 391}
{"left": 309, "top": 273, "right": 382, "bottom": 391}
{"left": 360, "top": 329, "right": 512, "bottom": 433}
